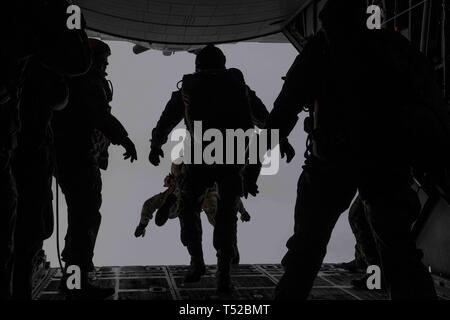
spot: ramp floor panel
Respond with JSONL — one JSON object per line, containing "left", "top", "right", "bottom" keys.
{"left": 34, "top": 264, "right": 450, "bottom": 300}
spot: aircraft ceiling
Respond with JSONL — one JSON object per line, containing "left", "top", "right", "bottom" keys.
{"left": 73, "top": 0, "right": 307, "bottom": 45}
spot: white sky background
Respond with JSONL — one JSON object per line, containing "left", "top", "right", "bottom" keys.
{"left": 44, "top": 40, "right": 355, "bottom": 267}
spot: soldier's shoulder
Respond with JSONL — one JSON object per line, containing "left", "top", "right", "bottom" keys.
{"left": 304, "top": 32, "right": 328, "bottom": 50}
{"left": 227, "top": 68, "right": 245, "bottom": 81}
{"left": 227, "top": 68, "right": 244, "bottom": 77}
{"left": 170, "top": 89, "right": 183, "bottom": 100}
{"left": 181, "top": 72, "right": 195, "bottom": 82}
{"left": 181, "top": 73, "right": 196, "bottom": 89}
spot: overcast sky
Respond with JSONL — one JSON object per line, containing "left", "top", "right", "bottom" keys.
{"left": 44, "top": 40, "right": 356, "bottom": 267}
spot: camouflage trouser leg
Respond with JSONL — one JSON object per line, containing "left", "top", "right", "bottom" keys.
{"left": 348, "top": 195, "right": 379, "bottom": 267}
{"left": 56, "top": 160, "right": 102, "bottom": 270}
{"left": 0, "top": 150, "right": 17, "bottom": 300}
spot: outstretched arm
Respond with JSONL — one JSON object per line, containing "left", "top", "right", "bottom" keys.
{"left": 265, "top": 37, "right": 320, "bottom": 140}
{"left": 149, "top": 90, "right": 184, "bottom": 166}
{"left": 83, "top": 78, "right": 128, "bottom": 143}
{"left": 247, "top": 86, "right": 296, "bottom": 163}
{"left": 237, "top": 199, "right": 251, "bottom": 222}
{"left": 82, "top": 77, "right": 137, "bottom": 162}
{"left": 247, "top": 87, "right": 269, "bottom": 129}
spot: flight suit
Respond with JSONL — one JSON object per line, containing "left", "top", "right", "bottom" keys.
{"left": 267, "top": 29, "right": 437, "bottom": 300}
{"left": 53, "top": 68, "right": 129, "bottom": 271}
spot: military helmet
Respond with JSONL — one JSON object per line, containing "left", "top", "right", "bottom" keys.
{"left": 88, "top": 38, "right": 111, "bottom": 59}
{"left": 319, "top": 0, "right": 367, "bottom": 31}
{"left": 195, "top": 44, "right": 226, "bottom": 70}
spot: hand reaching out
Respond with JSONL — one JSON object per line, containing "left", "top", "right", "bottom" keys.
{"left": 148, "top": 147, "right": 164, "bottom": 166}
{"left": 134, "top": 224, "right": 147, "bottom": 238}
{"left": 121, "top": 137, "right": 138, "bottom": 163}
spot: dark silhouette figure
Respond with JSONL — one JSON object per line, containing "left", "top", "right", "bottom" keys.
{"left": 0, "top": 0, "right": 91, "bottom": 300}
{"left": 52, "top": 39, "right": 137, "bottom": 300}
{"left": 12, "top": 59, "right": 69, "bottom": 300}
{"left": 148, "top": 45, "right": 291, "bottom": 293}
{"left": 266, "top": 0, "right": 438, "bottom": 300}
{"left": 178, "top": 46, "right": 252, "bottom": 293}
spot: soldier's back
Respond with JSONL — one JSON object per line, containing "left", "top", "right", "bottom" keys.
{"left": 182, "top": 68, "right": 253, "bottom": 133}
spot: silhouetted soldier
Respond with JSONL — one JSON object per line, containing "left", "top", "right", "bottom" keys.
{"left": 0, "top": 1, "right": 91, "bottom": 300}
{"left": 179, "top": 45, "right": 253, "bottom": 293}
{"left": 266, "top": 0, "right": 437, "bottom": 300}
{"left": 148, "top": 46, "right": 293, "bottom": 291}
{"left": 12, "top": 59, "right": 69, "bottom": 300}
{"left": 52, "top": 39, "right": 137, "bottom": 299}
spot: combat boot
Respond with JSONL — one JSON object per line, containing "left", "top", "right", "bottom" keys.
{"left": 335, "top": 259, "right": 366, "bottom": 273}
{"left": 184, "top": 242, "right": 206, "bottom": 283}
{"left": 216, "top": 254, "right": 233, "bottom": 294}
{"left": 351, "top": 273, "right": 386, "bottom": 291}
{"left": 66, "top": 282, "right": 115, "bottom": 300}
{"left": 60, "top": 266, "right": 115, "bottom": 300}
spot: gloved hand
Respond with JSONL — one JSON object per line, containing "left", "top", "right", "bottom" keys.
{"left": 243, "top": 181, "right": 259, "bottom": 199}
{"left": 242, "top": 163, "right": 261, "bottom": 199}
{"left": 121, "top": 136, "right": 137, "bottom": 162}
{"left": 280, "top": 138, "right": 296, "bottom": 163}
{"left": 134, "top": 224, "right": 147, "bottom": 238}
{"left": 148, "top": 147, "right": 164, "bottom": 166}
{"left": 240, "top": 211, "right": 251, "bottom": 222}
